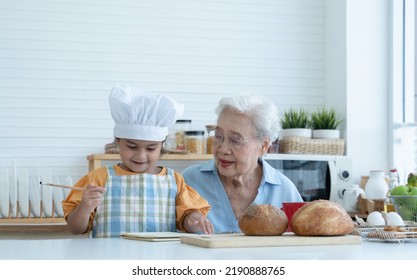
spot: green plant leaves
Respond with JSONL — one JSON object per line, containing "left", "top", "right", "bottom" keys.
{"left": 279, "top": 108, "right": 310, "bottom": 129}
{"left": 279, "top": 107, "right": 343, "bottom": 130}
{"left": 309, "top": 107, "right": 343, "bottom": 130}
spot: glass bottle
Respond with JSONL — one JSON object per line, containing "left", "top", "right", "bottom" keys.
{"left": 385, "top": 168, "right": 399, "bottom": 212}
{"left": 267, "top": 138, "right": 280, "bottom": 153}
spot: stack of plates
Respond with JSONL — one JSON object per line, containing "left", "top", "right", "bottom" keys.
{"left": 0, "top": 169, "right": 10, "bottom": 218}
{"left": 18, "top": 169, "right": 29, "bottom": 218}
{"left": 0, "top": 167, "right": 71, "bottom": 218}
{"left": 40, "top": 170, "right": 53, "bottom": 218}
{"left": 9, "top": 164, "right": 17, "bottom": 218}
{"left": 29, "top": 176, "right": 41, "bottom": 218}
{"left": 51, "top": 176, "right": 65, "bottom": 217}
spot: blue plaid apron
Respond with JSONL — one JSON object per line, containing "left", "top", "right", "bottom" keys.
{"left": 92, "top": 166, "right": 177, "bottom": 238}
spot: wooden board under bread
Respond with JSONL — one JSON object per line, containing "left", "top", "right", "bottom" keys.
{"left": 180, "top": 233, "right": 362, "bottom": 248}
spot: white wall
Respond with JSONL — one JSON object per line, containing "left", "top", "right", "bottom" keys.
{"left": 324, "top": 0, "right": 347, "bottom": 140}
{"left": 0, "top": 0, "right": 328, "bottom": 181}
{"left": 325, "top": 0, "right": 391, "bottom": 183}
{"left": 345, "top": 0, "right": 390, "bottom": 182}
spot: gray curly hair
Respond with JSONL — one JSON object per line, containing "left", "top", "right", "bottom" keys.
{"left": 215, "top": 95, "right": 279, "bottom": 142}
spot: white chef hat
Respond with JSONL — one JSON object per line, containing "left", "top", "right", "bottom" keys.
{"left": 109, "top": 84, "right": 184, "bottom": 141}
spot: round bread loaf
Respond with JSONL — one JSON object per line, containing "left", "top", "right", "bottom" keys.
{"left": 291, "top": 200, "right": 354, "bottom": 236}
{"left": 238, "top": 204, "right": 288, "bottom": 236}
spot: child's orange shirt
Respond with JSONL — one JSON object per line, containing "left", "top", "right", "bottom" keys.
{"left": 62, "top": 164, "right": 210, "bottom": 233}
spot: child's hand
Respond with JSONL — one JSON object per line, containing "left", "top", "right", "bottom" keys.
{"left": 79, "top": 183, "right": 106, "bottom": 213}
{"left": 66, "top": 183, "right": 106, "bottom": 235}
{"left": 183, "top": 211, "right": 214, "bottom": 234}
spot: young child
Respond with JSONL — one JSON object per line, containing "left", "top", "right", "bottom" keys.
{"left": 62, "top": 84, "right": 213, "bottom": 237}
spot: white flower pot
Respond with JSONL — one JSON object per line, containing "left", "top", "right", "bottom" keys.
{"left": 312, "top": 129, "right": 340, "bottom": 139}
{"left": 279, "top": 128, "right": 312, "bottom": 139}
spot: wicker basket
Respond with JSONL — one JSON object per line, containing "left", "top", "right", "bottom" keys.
{"left": 104, "top": 140, "right": 119, "bottom": 154}
{"left": 278, "top": 137, "right": 345, "bottom": 155}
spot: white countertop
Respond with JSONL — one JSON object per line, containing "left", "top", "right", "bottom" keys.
{"left": 1, "top": 236, "right": 417, "bottom": 260}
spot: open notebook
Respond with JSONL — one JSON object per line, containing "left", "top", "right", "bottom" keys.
{"left": 120, "top": 232, "right": 190, "bottom": 242}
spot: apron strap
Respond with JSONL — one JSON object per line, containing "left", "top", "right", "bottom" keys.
{"left": 106, "top": 165, "right": 116, "bottom": 176}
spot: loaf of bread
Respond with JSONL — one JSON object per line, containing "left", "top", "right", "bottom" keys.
{"left": 291, "top": 200, "right": 354, "bottom": 236}
{"left": 238, "top": 204, "right": 288, "bottom": 236}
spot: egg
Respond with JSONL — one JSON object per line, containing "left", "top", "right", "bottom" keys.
{"left": 366, "top": 211, "right": 386, "bottom": 226}
{"left": 386, "top": 212, "right": 404, "bottom": 226}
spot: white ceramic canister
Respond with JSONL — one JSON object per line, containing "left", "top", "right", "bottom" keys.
{"left": 364, "top": 170, "right": 389, "bottom": 200}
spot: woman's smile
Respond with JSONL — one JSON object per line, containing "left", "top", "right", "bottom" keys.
{"left": 219, "top": 159, "right": 234, "bottom": 168}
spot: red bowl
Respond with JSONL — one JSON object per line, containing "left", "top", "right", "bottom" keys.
{"left": 282, "top": 202, "right": 308, "bottom": 232}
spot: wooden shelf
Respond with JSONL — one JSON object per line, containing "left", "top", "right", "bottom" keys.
{"left": 87, "top": 153, "right": 213, "bottom": 171}
{"left": 0, "top": 218, "right": 69, "bottom": 233}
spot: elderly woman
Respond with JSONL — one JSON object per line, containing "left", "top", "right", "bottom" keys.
{"left": 182, "top": 95, "right": 303, "bottom": 233}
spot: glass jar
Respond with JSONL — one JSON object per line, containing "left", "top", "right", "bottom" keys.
{"left": 267, "top": 139, "right": 280, "bottom": 154}
{"left": 185, "top": 130, "right": 205, "bottom": 155}
{"left": 174, "top": 120, "right": 191, "bottom": 150}
{"left": 205, "top": 125, "right": 216, "bottom": 154}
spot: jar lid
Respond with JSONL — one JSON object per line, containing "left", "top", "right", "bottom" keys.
{"left": 176, "top": 119, "right": 192, "bottom": 123}
{"left": 185, "top": 130, "right": 205, "bottom": 136}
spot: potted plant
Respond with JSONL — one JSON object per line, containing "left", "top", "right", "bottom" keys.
{"left": 309, "top": 107, "right": 343, "bottom": 139}
{"left": 279, "top": 108, "right": 312, "bottom": 138}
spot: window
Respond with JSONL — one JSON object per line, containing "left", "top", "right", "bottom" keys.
{"left": 392, "top": 0, "right": 417, "bottom": 182}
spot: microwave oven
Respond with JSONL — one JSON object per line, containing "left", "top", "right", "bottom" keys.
{"left": 264, "top": 153, "right": 353, "bottom": 207}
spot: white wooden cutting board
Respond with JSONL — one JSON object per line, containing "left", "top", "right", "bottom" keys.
{"left": 180, "top": 233, "right": 362, "bottom": 248}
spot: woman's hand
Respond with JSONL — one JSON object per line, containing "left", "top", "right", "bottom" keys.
{"left": 183, "top": 211, "right": 214, "bottom": 234}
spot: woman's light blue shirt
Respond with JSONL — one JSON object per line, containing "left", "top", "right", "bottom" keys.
{"left": 181, "top": 158, "right": 303, "bottom": 233}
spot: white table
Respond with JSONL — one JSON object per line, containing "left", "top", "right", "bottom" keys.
{"left": 1, "top": 237, "right": 416, "bottom": 260}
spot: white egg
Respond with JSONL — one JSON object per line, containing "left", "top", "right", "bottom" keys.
{"left": 366, "top": 211, "right": 386, "bottom": 226}
{"left": 386, "top": 212, "right": 404, "bottom": 226}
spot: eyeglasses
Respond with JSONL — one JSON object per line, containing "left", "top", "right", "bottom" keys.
{"left": 213, "top": 130, "right": 258, "bottom": 150}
